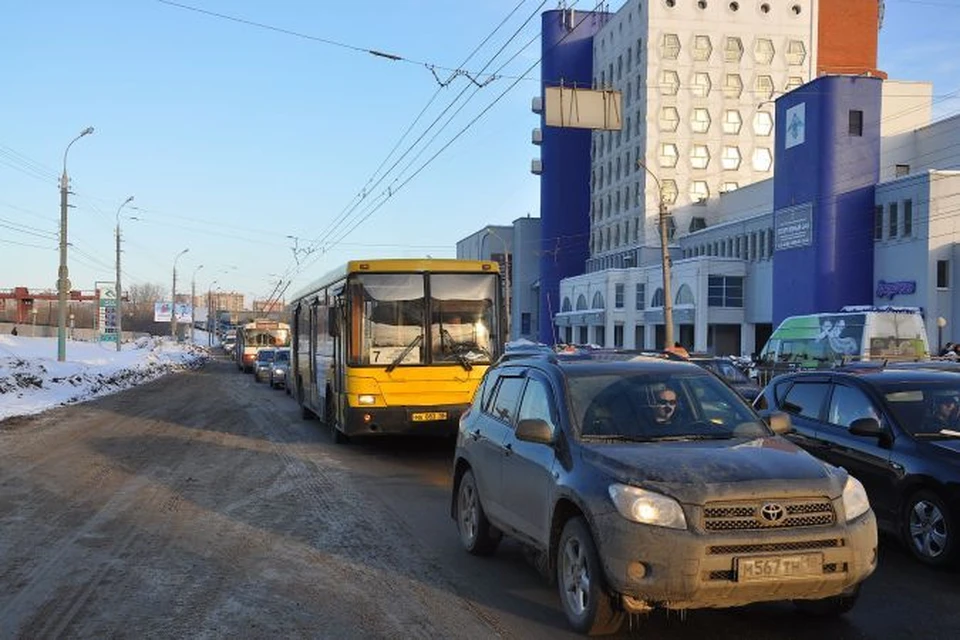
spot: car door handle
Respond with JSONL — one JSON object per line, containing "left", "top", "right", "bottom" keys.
{"left": 504, "top": 442, "right": 513, "bottom": 456}
{"left": 470, "top": 428, "right": 482, "bottom": 441}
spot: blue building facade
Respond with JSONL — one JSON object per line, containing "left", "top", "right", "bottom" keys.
{"left": 537, "top": 9, "right": 610, "bottom": 344}
{"left": 772, "top": 76, "right": 883, "bottom": 325}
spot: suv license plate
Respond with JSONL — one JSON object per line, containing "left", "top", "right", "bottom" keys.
{"left": 736, "top": 554, "right": 823, "bottom": 582}
{"left": 411, "top": 412, "right": 448, "bottom": 422}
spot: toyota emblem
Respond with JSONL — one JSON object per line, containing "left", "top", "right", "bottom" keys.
{"left": 759, "top": 503, "right": 786, "bottom": 524}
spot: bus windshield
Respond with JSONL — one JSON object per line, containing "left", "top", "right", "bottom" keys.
{"left": 350, "top": 272, "right": 499, "bottom": 367}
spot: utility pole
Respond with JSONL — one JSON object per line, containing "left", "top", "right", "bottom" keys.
{"left": 57, "top": 127, "right": 94, "bottom": 361}
{"left": 637, "top": 159, "right": 674, "bottom": 349}
{"left": 190, "top": 265, "right": 203, "bottom": 345}
{"left": 171, "top": 249, "right": 189, "bottom": 341}
{"left": 115, "top": 196, "right": 134, "bottom": 352}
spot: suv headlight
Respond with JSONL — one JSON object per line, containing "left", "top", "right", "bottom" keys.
{"left": 608, "top": 484, "right": 687, "bottom": 530}
{"left": 842, "top": 475, "right": 871, "bottom": 521}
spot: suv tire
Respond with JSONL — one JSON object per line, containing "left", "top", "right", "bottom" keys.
{"left": 456, "top": 469, "right": 500, "bottom": 556}
{"left": 903, "top": 489, "right": 956, "bottom": 567}
{"left": 556, "top": 517, "right": 624, "bottom": 635}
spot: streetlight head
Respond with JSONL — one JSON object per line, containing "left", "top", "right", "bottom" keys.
{"left": 124, "top": 195, "right": 134, "bottom": 205}
{"left": 81, "top": 126, "right": 94, "bottom": 136}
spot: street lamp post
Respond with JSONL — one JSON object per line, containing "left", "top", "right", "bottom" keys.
{"left": 115, "top": 196, "right": 134, "bottom": 351}
{"left": 171, "top": 249, "right": 189, "bottom": 340}
{"left": 637, "top": 159, "right": 674, "bottom": 350}
{"left": 483, "top": 228, "right": 511, "bottom": 340}
{"left": 57, "top": 126, "right": 94, "bottom": 361}
{"left": 190, "top": 265, "right": 204, "bottom": 345}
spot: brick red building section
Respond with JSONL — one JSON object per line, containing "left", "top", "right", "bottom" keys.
{"left": 818, "top": 0, "right": 886, "bottom": 79}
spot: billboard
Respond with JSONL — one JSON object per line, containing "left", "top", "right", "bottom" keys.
{"left": 155, "top": 302, "right": 173, "bottom": 322}
{"left": 544, "top": 86, "right": 622, "bottom": 131}
{"left": 97, "top": 281, "right": 118, "bottom": 342}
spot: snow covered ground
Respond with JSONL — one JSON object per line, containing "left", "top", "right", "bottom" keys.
{"left": 0, "top": 334, "right": 209, "bottom": 422}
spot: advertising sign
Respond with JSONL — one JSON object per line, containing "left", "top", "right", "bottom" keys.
{"left": 876, "top": 280, "right": 917, "bottom": 300}
{"left": 174, "top": 303, "right": 193, "bottom": 323}
{"left": 785, "top": 102, "right": 806, "bottom": 149}
{"left": 775, "top": 203, "right": 814, "bottom": 251}
{"left": 155, "top": 301, "right": 173, "bottom": 322}
{"left": 97, "top": 281, "right": 118, "bottom": 342}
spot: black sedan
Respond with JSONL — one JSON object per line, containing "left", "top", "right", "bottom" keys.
{"left": 755, "top": 369, "right": 960, "bottom": 566}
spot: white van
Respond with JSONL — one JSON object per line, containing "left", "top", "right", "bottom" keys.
{"left": 759, "top": 306, "right": 930, "bottom": 368}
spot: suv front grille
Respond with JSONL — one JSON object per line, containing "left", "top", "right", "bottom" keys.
{"left": 703, "top": 499, "right": 835, "bottom": 532}
{"left": 708, "top": 538, "right": 843, "bottom": 555}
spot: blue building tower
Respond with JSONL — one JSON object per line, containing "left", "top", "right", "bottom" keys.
{"left": 537, "top": 8, "right": 609, "bottom": 344}
{"left": 772, "top": 75, "right": 883, "bottom": 324}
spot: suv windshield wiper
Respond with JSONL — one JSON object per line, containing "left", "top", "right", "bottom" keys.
{"left": 646, "top": 433, "right": 734, "bottom": 442}
{"left": 386, "top": 334, "right": 423, "bottom": 373}
{"left": 580, "top": 434, "right": 656, "bottom": 443}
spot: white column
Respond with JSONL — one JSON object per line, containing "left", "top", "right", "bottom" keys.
{"left": 740, "top": 323, "right": 756, "bottom": 357}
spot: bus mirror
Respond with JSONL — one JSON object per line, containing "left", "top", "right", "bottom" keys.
{"left": 328, "top": 307, "right": 340, "bottom": 337}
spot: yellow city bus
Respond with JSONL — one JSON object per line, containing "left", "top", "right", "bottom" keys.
{"left": 235, "top": 319, "right": 291, "bottom": 373}
{"left": 288, "top": 259, "right": 504, "bottom": 442}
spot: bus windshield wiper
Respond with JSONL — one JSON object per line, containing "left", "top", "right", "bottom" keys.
{"left": 386, "top": 334, "right": 423, "bottom": 373}
{"left": 441, "top": 328, "right": 473, "bottom": 372}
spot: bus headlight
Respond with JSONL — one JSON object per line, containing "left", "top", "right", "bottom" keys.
{"left": 358, "top": 394, "right": 377, "bottom": 405}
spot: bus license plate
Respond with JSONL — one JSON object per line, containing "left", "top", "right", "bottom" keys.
{"left": 412, "top": 412, "right": 448, "bottom": 422}
{"left": 736, "top": 554, "right": 822, "bottom": 582}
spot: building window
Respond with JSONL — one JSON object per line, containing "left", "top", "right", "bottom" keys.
{"left": 661, "top": 33, "right": 681, "bottom": 59}
{"left": 754, "top": 75, "right": 775, "bottom": 100}
{"left": 724, "top": 36, "right": 743, "bottom": 62}
{"left": 579, "top": 326, "right": 588, "bottom": 344}
{"left": 615, "top": 283, "right": 625, "bottom": 308}
{"left": 521, "top": 313, "right": 531, "bottom": 335}
{"left": 889, "top": 202, "right": 899, "bottom": 239}
{"left": 754, "top": 38, "right": 775, "bottom": 65}
{"left": 595, "top": 325, "right": 606, "bottom": 347}
{"left": 786, "top": 40, "right": 807, "bottom": 65}
{"left": 896, "top": 164, "right": 910, "bottom": 177}
{"left": 722, "top": 109, "right": 742, "bottom": 134}
{"left": 874, "top": 205, "right": 883, "bottom": 240}
{"left": 660, "top": 106, "right": 680, "bottom": 131}
{"left": 652, "top": 287, "right": 665, "bottom": 308}
{"left": 752, "top": 148, "right": 773, "bottom": 172}
{"left": 708, "top": 276, "right": 744, "bottom": 307}
{"left": 692, "top": 35, "right": 713, "bottom": 61}
{"left": 660, "top": 70, "right": 680, "bottom": 95}
{"left": 721, "top": 146, "right": 742, "bottom": 170}
{"left": 690, "top": 181, "right": 710, "bottom": 204}
{"left": 660, "top": 143, "right": 679, "bottom": 168}
{"left": 635, "top": 283, "right": 646, "bottom": 310}
{"left": 614, "top": 324, "right": 624, "bottom": 348}
{"left": 691, "top": 144, "right": 711, "bottom": 169}
{"left": 723, "top": 73, "right": 743, "bottom": 99}
{"left": 768, "top": 228, "right": 774, "bottom": 256}
{"left": 753, "top": 110, "right": 774, "bottom": 136}
{"left": 691, "top": 107, "right": 711, "bottom": 133}
{"left": 849, "top": 110, "right": 864, "bottom": 136}
{"left": 938, "top": 260, "right": 950, "bottom": 289}
{"left": 564, "top": 326, "right": 572, "bottom": 344}
{"left": 692, "top": 72, "right": 712, "bottom": 98}
{"left": 904, "top": 199, "right": 913, "bottom": 236}
{"left": 750, "top": 232, "right": 757, "bottom": 260}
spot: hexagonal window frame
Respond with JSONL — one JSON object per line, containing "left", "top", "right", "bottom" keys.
{"left": 660, "top": 70, "right": 680, "bottom": 96}
{"left": 659, "top": 106, "right": 680, "bottom": 132}
{"left": 754, "top": 38, "right": 775, "bottom": 65}
{"left": 692, "top": 34, "right": 713, "bottom": 61}
{"left": 690, "top": 144, "right": 711, "bottom": 170}
{"left": 753, "top": 147, "right": 773, "bottom": 172}
{"left": 661, "top": 179, "right": 679, "bottom": 205}
{"left": 661, "top": 33, "right": 681, "bottom": 60}
{"left": 690, "top": 180, "right": 710, "bottom": 204}
{"left": 723, "top": 73, "right": 743, "bottom": 99}
{"left": 785, "top": 76, "right": 804, "bottom": 92}
{"left": 753, "top": 110, "right": 774, "bottom": 136}
{"left": 724, "top": 36, "right": 744, "bottom": 63}
{"left": 659, "top": 143, "right": 679, "bottom": 168}
{"left": 692, "top": 72, "right": 712, "bottom": 98}
{"left": 786, "top": 40, "right": 807, "bottom": 66}
{"left": 755, "top": 74, "right": 775, "bottom": 100}
{"left": 721, "top": 145, "right": 742, "bottom": 170}
{"left": 691, "top": 107, "right": 712, "bottom": 133}
{"left": 722, "top": 109, "right": 743, "bottom": 134}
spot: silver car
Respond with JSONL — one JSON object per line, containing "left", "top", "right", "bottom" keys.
{"left": 270, "top": 348, "right": 291, "bottom": 391}
{"left": 253, "top": 348, "right": 276, "bottom": 383}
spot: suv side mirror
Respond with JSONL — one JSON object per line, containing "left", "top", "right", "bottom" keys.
{"left": 849, "top": 417, "right": 883, "bottom": 437}
{"left": 516, "top": 418, "right": 555, "bottom": 445}
{"left": 759, "top": 410, "right": 793, "bottom": 435}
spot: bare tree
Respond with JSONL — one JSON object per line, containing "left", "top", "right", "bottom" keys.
{"left": 125, "top": 283, "right": 167, "bottom": 333}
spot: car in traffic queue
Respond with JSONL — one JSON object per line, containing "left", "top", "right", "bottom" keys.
{"left": 451, "top": 350, "right": 878, "bottom": 635}
{"left": 253, "top": 348, "right": 277, "bottom": 383}
{"left": 754, "top": 368, "right": 960, "bottom": 567}
{"left": 270, "top": 347, "right": 291, "bottom": 391}
{"left": 686, "top": 355, "right": 762, "bottom": 403}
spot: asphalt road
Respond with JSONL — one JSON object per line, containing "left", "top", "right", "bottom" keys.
{"left": 1, "top": 356, "right": 957, "bottom": 639}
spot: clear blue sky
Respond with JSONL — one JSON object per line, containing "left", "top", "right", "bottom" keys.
{"left": 1, "top": 0, "right": 957, "bottom": 305}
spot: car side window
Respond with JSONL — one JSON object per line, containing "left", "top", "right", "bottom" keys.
{"left": 827, "top": 384, "right": 880, "bottom": 429}
{"left": 781, "top": 382, "right": 831, "bottom": 420}
{"left": 488, "top": 376, "right": 526, "bottom": 426}
{"left": 517, "top": 378, "right": 558, "bottom": 433}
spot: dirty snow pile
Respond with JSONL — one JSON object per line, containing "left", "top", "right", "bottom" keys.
{"left": 0, "top": 335, "right": 207, "bottom": 421}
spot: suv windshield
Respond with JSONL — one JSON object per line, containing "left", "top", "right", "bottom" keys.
{"left": 257, "top": 350, "right": 276, "bottom": 363}
{"left": 566, "top": 370, "right": 768, "bottom": 441}
{"left": 275, "top": 350, "right": 290, "bottom": 363}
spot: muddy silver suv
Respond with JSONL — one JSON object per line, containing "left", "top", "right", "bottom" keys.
{"left": 451, "top": 350, "right": 878, "bottom": 635}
